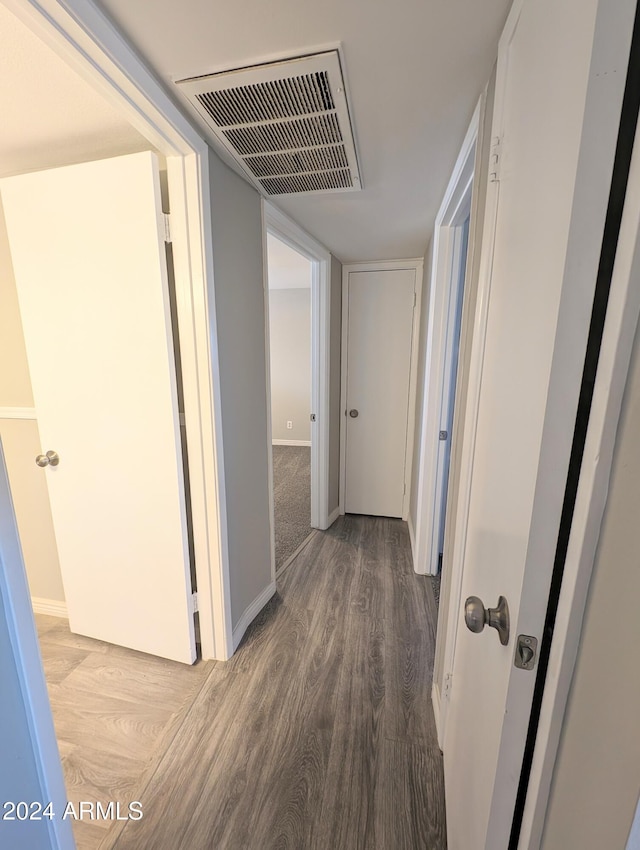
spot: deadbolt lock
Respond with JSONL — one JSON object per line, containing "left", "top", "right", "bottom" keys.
{"left": 514, "top": 634, "right": 538, "bottom": 670}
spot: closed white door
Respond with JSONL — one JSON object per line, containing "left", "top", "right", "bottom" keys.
{"left": 1, "top": 151, "right": 196, "bottom": 664}
{"left": 344, "top": 268, "right": 416, "bottom": 517}
{"left": 442, "top": 0, "right": 627, "bottom": 847}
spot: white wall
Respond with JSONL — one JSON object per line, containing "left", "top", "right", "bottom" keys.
{"left": 269, "top": 288, "right": 311, "bottom": 443}
{"left": 208, "top": 149, "right": 273, "bottom": 631}
{"left": 540, "top": 319, "right": 640, "bottom": 850}
{"left": 0, "top": 197, "right": 64, "bottom": 605}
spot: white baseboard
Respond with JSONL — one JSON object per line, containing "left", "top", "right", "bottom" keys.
{"left": 31, "top": 597, "right": 67, "bottom": 618}
{"left": 232, "top": 581, "right": 277, "bottom": 651}
{"left": 408, "top": 514, "right": 417, "bottom": 563}
{"left": 272, "top": 439, "right": 311, "bottom": 447}
{"left": 0, "top": 407, "right": 37, "bottom": 420}
{"left": 327, "top": 506, "right": 340, "bottom": 527}
{"left": 432, "top": 681, "right": 443, "bottom": 749}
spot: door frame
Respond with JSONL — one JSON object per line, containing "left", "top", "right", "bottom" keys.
{"left": 411, "top": 104, "right": 479, "bottom": 575}
{"left": 435, "top": 0, "right": 639, "bottom": 844}
{"left": 0, "top": 444, "right": 74, "bottom": 850}
{"left": 263, "top": 202, "right": 332, "bottom": 534}
{"left": 339, "top": 259, "right": 424, "bottom": 520}
{"left": 2, "top": 0, "right": 234, "bottom": 660}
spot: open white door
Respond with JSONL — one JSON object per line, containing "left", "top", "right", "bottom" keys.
{"left": 441, "top": 0, "right": 634, "bottom": 847}
{"left": 1, "top": 151, "right": 196, "bottom": 664}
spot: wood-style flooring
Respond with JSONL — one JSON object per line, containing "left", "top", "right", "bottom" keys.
{"left": 37, "top": 515, "right": 446, "bottom": 850}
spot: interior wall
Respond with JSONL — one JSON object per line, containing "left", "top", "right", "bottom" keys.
{"left": 328, "top": 254, "right": 342, "bottom": 517}
{"left": 208, "top": 149, "right": 273, "bottom": 630}
{"left": 268, "top": 288, "right": 311, "bottom": 442}
{"left": 0, "top": 198, "right": 64, "bottom": 604}
{"left": 540, "top": 319, "right": 640, "bottom": 850}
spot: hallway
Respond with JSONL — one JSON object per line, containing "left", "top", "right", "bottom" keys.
{"left": 110, "top": 515, "right": 445, "bottom": 849}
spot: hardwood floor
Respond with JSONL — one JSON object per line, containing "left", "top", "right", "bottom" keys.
{"left": 34, "top": 614, "right": 212, "bottom": 850}
{"left": 38, "top": 515, "right": 446, "bottom": 850}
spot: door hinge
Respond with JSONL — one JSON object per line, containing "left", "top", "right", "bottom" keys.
{"left": 162, "top": 213, "right": 172, "bottom": 243}
{"left": 403, "top": 482, "right": 407, "bottom": 495}
{"left": 439, "top": 430, "right": 448, "bottom": 441}
{"left": 413, "top": 291, "right": 417, "bottom": 308}
{"left": 443, "top": 672, "right": 453, "bottom": 701}
{"left": 489, "top": 136, "right": 501, "bottom": 183}
{"left": 191, "top": 591, "right": 199, "bottom": 614}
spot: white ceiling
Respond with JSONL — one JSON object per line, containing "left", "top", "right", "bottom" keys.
{"left": 0, "top": 0, "right": 512, "bottom": 261}
{"left": 267, "top": 234, "right": 312, "bottom": 290}
{"left": 95, "top": 0, "right": 513, "bottom": 262}
{"left": 0, "top": 4, "right": 149, "bottom": 179}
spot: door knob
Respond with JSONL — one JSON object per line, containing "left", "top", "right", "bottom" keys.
{"left": 35, "top": 451, "right": 60, "bottom": 468}
{"left": 349, "top": 409, "right": 359, "bottom": 418}
{"left": 464, "top": 595, "right": 510, "bottom": 645}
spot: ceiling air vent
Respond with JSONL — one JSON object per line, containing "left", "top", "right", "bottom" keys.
{"left": 177, "top": 51, "right": 362, "bottom": 197}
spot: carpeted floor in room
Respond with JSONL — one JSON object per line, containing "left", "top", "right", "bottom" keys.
{"left": 272, "top": 445, "right": 312, "bottom": 570}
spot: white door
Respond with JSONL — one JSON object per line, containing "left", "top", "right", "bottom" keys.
{"left": 1, "top": 151, "right": 196, "bottom": 664}
{"left": 344, "top": 268, "right": 416, "bottom": 517}
{"left": 442, "top": 0, "right": 628, "bottom": 847}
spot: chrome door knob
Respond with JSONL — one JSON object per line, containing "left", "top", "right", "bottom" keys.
{"left": 464, "top": 595, "right": 510, "bottom": 645}
{"left": 35, "top": 451, "right": 60, "bottom": 468}
{"left": 349, "top": 409, "right": 359, "bottom": 418}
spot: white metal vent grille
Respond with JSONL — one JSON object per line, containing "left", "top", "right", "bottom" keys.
{"left": 177, "top": 51, "right": 362, "bottom": 196}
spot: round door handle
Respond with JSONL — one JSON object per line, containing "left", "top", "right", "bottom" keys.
{"left": 464, "top": 595, "right": 510, "bottom": 645}
{"left": 349, "top": 409, "right": 359, "bottom": 418}
{"left": 35, "top": 451, "right": 60, "bottom": 468}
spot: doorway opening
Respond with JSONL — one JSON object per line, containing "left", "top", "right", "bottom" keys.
{"left": 266, "top": 233, "right": 314, "bottom": 572}
{"left": 263, "top": 203, "right": 332, "bottom": 582}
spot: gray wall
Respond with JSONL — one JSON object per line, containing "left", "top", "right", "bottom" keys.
{"left": 269, "top": 288, "right": 311, "bottom": 442}
{"left": 208, "top": 149, "right": 273, "bottom": 629}
{"left": 540, "top": 320, "right": 640, "bottom": 850}
{"left": 328, "top": 254, "right": 342, "bottom": 517}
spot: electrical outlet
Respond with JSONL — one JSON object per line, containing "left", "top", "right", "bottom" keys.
{"left": 287, "top": 420, "right": 293, "bottom": 430}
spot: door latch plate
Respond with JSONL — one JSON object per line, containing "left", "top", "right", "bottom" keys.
{"left": 514, "top": 634, "right": 538, "bottom": 670}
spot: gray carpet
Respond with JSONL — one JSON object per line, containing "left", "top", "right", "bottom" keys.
{"left": 272, "top": 445, "right": 312, "bottom": 570}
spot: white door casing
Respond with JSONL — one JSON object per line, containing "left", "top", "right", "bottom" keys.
{"left": 441, "top": 0, "right": 633, "bottom": 847}
{"left": 1, "top": 151, "right": 197, "bottom": 664}
{"left": 341, "top": 264, "right": 419, "bottom": 518}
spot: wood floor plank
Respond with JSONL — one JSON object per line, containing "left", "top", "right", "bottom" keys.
{"left": 37, "top": 515, "right": 446, "bottom": 850}
{"left": 39, "top": 642, "right": 91, "bottom": 685}
{"left": 351, "top": 515, "right": 386, "bottom": 617}
{"left": 374, "top": 738, "right": 447, "bottom": 850}
{"left": 64, "top": 650, "right": 206, "bottom": 711}
{"left": 312, "top": 614, "right": 385, "bottom": 850}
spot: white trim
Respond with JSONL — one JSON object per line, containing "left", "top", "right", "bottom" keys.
{"left": 30, "top": 598, "right": 68, "bottom": 619}
{"left": 232, "top": 581, "right": 277, "bottom": 651}
{"left": 0, "top": 407, "right": 37, "bottom": 420}
{"left": 0, "top": 445, "right": 74, "bottom": 850}
{"left": 272, "top": 439, "right": 312, "bottom": 447}
{"left": 407, "top": 513, "right": 417, "bottom": 563}
{"left": 432, "top": 681, "right": 443, "bottom": 744}
{"left": 264, "top": 203, "right": 332, "bottom": 530}
{"left": 413, "top": 103, "right": 479, "bottom": 576}
{"left": 1, "top": 0, "right": 233, "bottom": 660}
{"left": 327, "top": 506, "right": 340, "bottom": 526}
{"left": 433, "top": 90, "right": 499, "bottom": 749}
{"left": 518, "top": 92, "right": 640, "bottom": 850}
{"left": 261, "top": 203, "right": 277, "bottom": 587}
{"left": 339, "top": 259, "right": 424, "bottom": 519}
